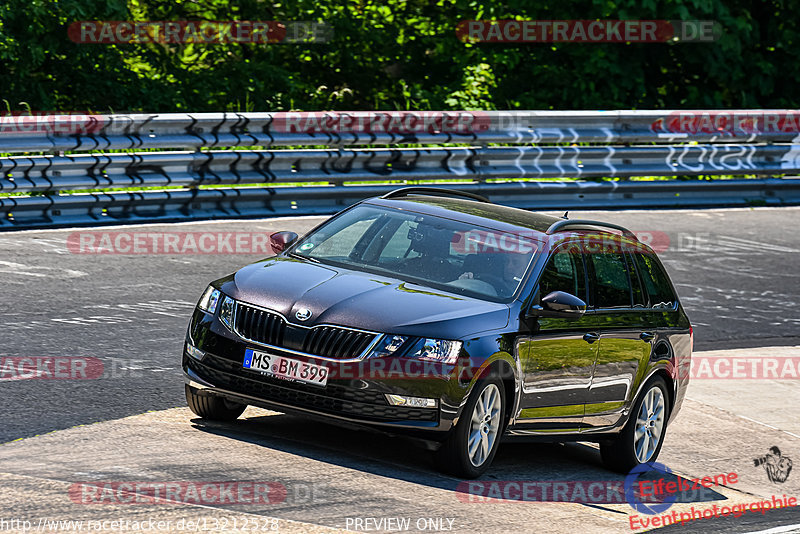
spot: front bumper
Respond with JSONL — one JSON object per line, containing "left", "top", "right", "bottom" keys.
{"left": 184, "top": 309, "right": 469, "bottom": 435}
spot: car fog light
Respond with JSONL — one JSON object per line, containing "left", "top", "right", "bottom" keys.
{"left": 385, "top": 394, "right": 437, "bottom": 408}
{"left": 186, "top": 343, "right": 206, "bottom": 361}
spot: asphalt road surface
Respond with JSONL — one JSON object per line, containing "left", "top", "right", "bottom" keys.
{"left": 1, "top": 206, "right": 799, "bottom": 533}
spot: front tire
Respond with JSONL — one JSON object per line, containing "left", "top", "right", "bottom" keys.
{"left": 601, "top": 376, "right": 670, "bottom": 473}
{"left": 185, "top": 385, "right": 247, "bottom": 421}
{"left": 436, "top": 375, "right": 505, "bottom": 478}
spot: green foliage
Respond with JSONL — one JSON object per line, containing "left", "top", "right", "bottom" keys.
{"left": 445, "top": 63, "right": 497, "bottom": 109}
{"left": 0, "top": 0, "right": 798, "bottom": 112}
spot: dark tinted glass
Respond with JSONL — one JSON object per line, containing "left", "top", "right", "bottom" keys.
{"left": 539, "top": 248, "right": 586, "bottom": 301}
{"left": 633, "top": 252, "right": 676, "bottom": 308}
{"left": 589, "top": 252, "right": 632, "bottom": 308}
{"left": 627, "top": 253, "right": 647, "bottom": 308}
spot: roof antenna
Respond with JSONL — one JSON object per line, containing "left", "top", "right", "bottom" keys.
{"left": 562, "top": 211, "right": 569, "bottom": 220}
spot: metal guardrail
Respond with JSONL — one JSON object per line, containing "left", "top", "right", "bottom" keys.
{"left": 2, "top": 111, "right": 799, "bottom": 229}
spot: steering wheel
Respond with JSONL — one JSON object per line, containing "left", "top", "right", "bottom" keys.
{"left": 474, "top": 273, "right": 508, "bottom": 294}
{"left": 447, "top": 278, "right": 498, "bottom": 297}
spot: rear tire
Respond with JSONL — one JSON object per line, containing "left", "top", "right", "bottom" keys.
{"left": 600, "top": 376, "right": 670, "bottom": 473}
{"left": 436, "top": 375, "right": 505, "bottom": 478}
{"left": 185, "top": 385, "right": 247, "bottom": 421}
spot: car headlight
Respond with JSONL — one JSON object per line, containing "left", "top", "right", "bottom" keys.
{"left": 185, "top": 342, "right": 206, "bottom": 361}
{"left": 198, "top": 286, "right": 221, "bottom": 314}
{"left": 365, "top": 335, "right": 408, "bottom": 358}
{"left": 405, "top": 338, "right": 462, "bottom": 365}
{"left": 219, "top": 296, "right": 235, "bottom": 330}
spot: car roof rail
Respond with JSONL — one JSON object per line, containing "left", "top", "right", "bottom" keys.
{"left": 380, "top": 187, "right": 490, "bottom": 204}
{"left": 546, "top": 219, "right": 639, "bottom": 241}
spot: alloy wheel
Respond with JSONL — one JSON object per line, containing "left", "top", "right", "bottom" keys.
{"left": 467, "top": 383, "right": 502, "bottom": 467}
{"left": 633, "top": 387, "right": 665, "bottom": 463}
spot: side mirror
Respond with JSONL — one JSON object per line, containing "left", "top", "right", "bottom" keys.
{"left": 528, "top": 291, "right": 587, "bottom": 319}
{"left": 269, "top": 231, "right": 299, "bottom": 254}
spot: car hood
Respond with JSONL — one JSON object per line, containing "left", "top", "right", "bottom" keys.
{"left": 219, "top": 257, "right": 510, "bottom": 338}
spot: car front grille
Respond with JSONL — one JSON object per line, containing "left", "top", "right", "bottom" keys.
{"left": 302, "top": 326, "right": 376, "bottom": 360}
{"left": 234, "top": 303, "right": 285, "bottom": 346}
{"left": 233, "top": 301, "right": 379, "bottom": 360}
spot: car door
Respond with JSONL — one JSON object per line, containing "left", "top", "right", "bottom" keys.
{"left": 515, "top": 242, "right": 597, "bottom": 432}
{"left": 582, "top": 241, "right": 652, "bottom": 431}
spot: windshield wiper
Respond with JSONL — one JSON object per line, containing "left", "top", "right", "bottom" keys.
{"left": 288, "top": 252, "right": 319, "bottom": 263}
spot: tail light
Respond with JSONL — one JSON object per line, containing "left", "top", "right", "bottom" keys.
{"left": 689, "top": 325, "right": 694, "bottom": 352}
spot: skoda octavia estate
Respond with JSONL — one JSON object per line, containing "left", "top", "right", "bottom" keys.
{"left": 183, "top": 187, "right": 691, "bottom": 478}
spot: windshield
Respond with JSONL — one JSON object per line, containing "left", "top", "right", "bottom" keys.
{"left": 291, "top": 204, "right": 539, "bottom": 302}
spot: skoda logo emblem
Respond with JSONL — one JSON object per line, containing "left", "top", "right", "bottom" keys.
{"left": 295, "top": 308, "right": 312, "bottom": 321}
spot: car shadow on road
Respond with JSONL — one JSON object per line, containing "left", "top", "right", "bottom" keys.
{"left": 190, "top": 410, "right": 727, "bottom": 508}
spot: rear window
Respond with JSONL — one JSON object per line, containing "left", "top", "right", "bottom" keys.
{"left": 633, "top": 252, "right": 677, "bottom": 308}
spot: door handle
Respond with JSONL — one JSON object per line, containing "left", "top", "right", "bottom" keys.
{"left": 583, "top": 332, "right": 600, "bottom": 344}
{"left": 640, "top": 331, "right": 656, "bottom": 342}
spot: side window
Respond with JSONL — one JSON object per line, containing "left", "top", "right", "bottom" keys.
{"left": 627, "top": 253, "right": 647, "bottom": 307}
{"left": 633, "top": 252, "right": 677, "bottom": 308}
{"left": 538, "top": 247, "right": 586, "bottom": 301}
{"left": 588, "top": 252, "right": 633, "bottom": 309}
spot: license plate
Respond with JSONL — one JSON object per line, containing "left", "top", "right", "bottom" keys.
{"left": 243, "top": 348, "right": 329, "bottom": 387}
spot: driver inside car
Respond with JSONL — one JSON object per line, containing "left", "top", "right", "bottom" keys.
{"left": 454, "top": 251, "right": 531, "bottom": 297}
